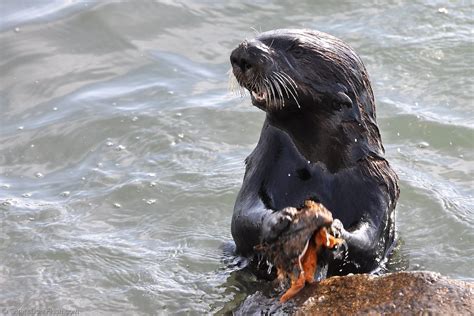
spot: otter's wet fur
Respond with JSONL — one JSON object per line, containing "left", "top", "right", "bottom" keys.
{"left": 230, "top": 29, "right": 399, "bottom": 276}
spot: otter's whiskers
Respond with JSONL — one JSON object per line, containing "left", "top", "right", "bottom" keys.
{"left": 227, "top": 68, "right": 246, "bottom": 97}
{"left": 270, "top": 71, "right": 301, "bottom": 109}
{"left": 229, "top": 67, "right": 301, "bottom": 110}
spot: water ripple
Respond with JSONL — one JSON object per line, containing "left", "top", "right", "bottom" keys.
{"left": 1, "top": 0, "right": 473, "bottom": 313}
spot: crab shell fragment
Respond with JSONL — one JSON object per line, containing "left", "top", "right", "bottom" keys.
{"left": 255, "top": 200, "right": 344, "bottom": 302}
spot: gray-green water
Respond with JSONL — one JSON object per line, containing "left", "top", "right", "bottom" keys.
{"left": 0, "top": 0, "right": 473, "bottom": 314}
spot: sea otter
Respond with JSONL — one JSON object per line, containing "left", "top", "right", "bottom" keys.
{"left": 230, "top": 29, "right": 399, "bottom": 277}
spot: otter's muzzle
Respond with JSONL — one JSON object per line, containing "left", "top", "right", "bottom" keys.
{"left": 230, "top": 40, "right": 269, "bottom": 77}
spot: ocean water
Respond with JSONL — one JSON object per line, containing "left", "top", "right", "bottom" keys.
{"left": 0, "top": 0, "right": 472, "bottom": 314}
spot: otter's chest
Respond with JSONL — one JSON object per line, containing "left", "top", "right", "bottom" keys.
{"left": 247, "top": 126, "right": 335, "bottom": 211}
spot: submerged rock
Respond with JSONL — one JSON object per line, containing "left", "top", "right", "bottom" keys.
{"left": 295, "top": 271, "right": 473, "bottom": 315}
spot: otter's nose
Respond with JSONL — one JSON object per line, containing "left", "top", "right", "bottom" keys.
{"left": 231, "top": 53, "right": 253, "bottom": 72}
{"left": 230, "top": 41, "right": 260, "bottom": 73}
{"left": 230, "top": 48, "right": 254, "bottom": 73}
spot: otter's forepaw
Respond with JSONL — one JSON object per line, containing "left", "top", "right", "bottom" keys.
{"left": 332, "top": 239, "right": 348, "bottom": 260}
{"left": 261, "top": 207, "right": 297, "bottom": 243}
{"left": 330, "top": 218, "right": 344, "bottom": 238}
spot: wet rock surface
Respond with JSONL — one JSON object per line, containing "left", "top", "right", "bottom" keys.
{"left": 294, "top": 271, "right": 473, "bottom": 315}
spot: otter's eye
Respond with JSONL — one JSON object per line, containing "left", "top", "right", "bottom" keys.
{"left": 292, "top": 47, "right": 305, "bottom": 58}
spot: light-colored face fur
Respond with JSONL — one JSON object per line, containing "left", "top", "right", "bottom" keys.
{"left": 229, "top": 58, "right": 301, "bottom": 110}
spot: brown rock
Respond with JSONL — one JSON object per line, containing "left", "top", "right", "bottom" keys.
{"left": 295, "top": 271, "right": 473, "bottom": 315}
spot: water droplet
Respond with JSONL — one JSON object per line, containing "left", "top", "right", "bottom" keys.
{"left": 449, "top": 141, "right": 453, "bottom": 146}
{"left": 115, "top": 145, "right": 126, "bottom": 151}
{"left": 397, "top": 148, "right": 401, "bottom": 153}
{"left": 288, "top": 173, "right": 291, "bottom": 177}
{"left": 81, "top": 177, "right": 86, "bottom": 181}
{"left": 14, "top": 27, "right": 20, "bottom": 33}
{"left": 97, "top": 162, "right": 103, "bottom": 167}
{"left": 113, "top": 203, "right": 122, "bottom": 208}
{"left": 397, "top": 132, "right": 400, "bottom": 136}
{"left": 18, "top": 126, "right": 24, "bottom": 130}
{"left": 53, "top": 107, "right": 58, "bottom": 111}
{"left": 35, "top": 172, "right": 44, "bottom": 178}
{"left": 146, "top": 199, "right": 156, "bottom": 205}
{"left": 22, "top": 193, "right": 32, "bottom": 198}
{"left": 417, "top": 141, "right": 429, "bottom": 148}
{"left": 135, "top": 136, "right": 141, "bottom": 140}
{"left": 168, "top": 90, "right": 175, "bottom": 95}
{"left": 178, "top": 133, "right": 184, "bottom": 139}
{"left": 437, "top": 7, "right": 448, "bottom": 14}
{"left": 459, "top": 154, "right": 464, "bottom": 158}
{"left": 106, "top": 141, "right": 114, "bottom": 147}
{"left": 176, "top": 112, "right": 182, "bottom": 117}
{"left": 432, "top": 49, "right": 445, "bottom": 60}
{"left": 0, "top": 183, "right": 11, "bottom": 189}
{"left": 30, "top": 144, "right": 35, "bottom": 148}
{"left": 354, "top": 138, "right": 358, "bottom": 142}
{"left": 170, "top": 141, "right": 176, "bottom": 146}
{"left": 60, "top": 191, "right": 70, "bottom": 197}
{"left": 150, "top": 181, "right": 157, "bottom": 187}
{"left": 132, "top": 116, "right": 138, "bottom": 122}
{"left": 147, "top": 173, "right": 156, "bottom": 177}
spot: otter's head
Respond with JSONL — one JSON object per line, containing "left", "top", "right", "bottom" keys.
{"left": 231, "top": 29, "right": 386, "bottom": 166}
{"left": 230, "top": 29, "right": 375, "bottom": 120}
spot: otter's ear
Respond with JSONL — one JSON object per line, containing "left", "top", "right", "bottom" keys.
{"left": 333, "top": 83, "right": 353, "bottom": 107}
{"left": 335, "top": 91, "right": 353, "bottom": 107}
